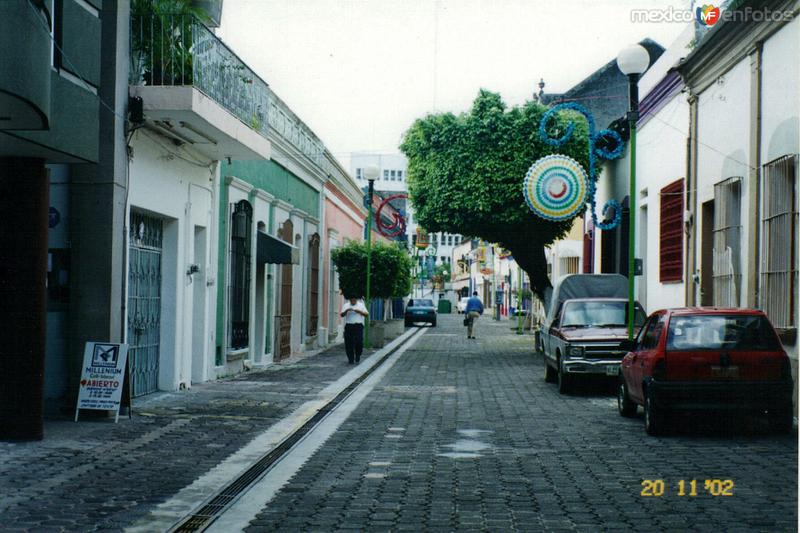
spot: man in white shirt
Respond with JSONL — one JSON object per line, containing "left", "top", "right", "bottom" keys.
{"left": 340, "top": 296, "right": 369, "bottom": 364}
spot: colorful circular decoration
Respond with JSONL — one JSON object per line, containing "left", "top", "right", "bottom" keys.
{"left": 523, "top": 154, "right": 588, "bottom": 221}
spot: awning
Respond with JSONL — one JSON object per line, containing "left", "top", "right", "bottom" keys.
{"left": 257, "top": 231, "right": 298, "bottom": 265}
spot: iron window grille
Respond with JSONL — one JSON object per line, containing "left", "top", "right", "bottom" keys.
{"left": 229, "top": 200, "right": 252, "bottom": 350}
{"left": 713, "top": 177, "right": 742, "bottom": 307}
{"left": 760, "top": 155, "right": 798, "bottom": 330}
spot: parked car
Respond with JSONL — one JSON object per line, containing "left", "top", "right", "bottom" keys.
{"left": 457, "top": 297, "right": 470, "bottom": 314}
{"left": 540, "top": 274, "right": 646, "bottom": 393}
{"left": 618, "top": 308, "right": 794, "bottom": 435}
{"left": 405, "top": 299, "right": 437, "bottom": 327}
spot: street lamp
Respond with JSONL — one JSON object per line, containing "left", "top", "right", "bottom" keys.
{"left": 616, "top": 43, "right": 650, "bottom": 340}
{"left": 363, "top": 164, "right": 379, "bottom": 348}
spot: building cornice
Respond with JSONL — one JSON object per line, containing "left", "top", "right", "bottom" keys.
{"left": 254, "top": 188, "right": 274, "bottom": 203}
{"left": 225, "top": 175, "right": 254, "bottom": 194}
{"left": 678, "top": 0, "right": 799, "bottom": 94}
{"left": 271, "top": 199, "right": 293, "bottom": 212}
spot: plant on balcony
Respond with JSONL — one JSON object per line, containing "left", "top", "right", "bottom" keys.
{"left": 130, "top": 0, "right": 210, "bottom": 86}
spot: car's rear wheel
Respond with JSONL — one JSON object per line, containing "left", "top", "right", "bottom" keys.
{"left": 543, "top": 359, "right": 557, "bottom": 383}
{"left": 617, "top": 378, "right": 636, "bottom": 417}
{"left": 644, "top": 388, "right": 665, "bottom": 436}
{"left": 404, "top": 319, "right": 412, "bottom": 327}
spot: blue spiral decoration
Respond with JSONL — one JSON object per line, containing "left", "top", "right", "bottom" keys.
{"left": 538, "top": 102, "right": 624, "bottom": 230}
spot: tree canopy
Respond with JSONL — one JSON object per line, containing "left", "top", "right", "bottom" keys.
{"left": 400, "top": 90, "right": 593, "bottom": 298}
{"left": 331, "top": 241, "right": 412, "bottom": 302}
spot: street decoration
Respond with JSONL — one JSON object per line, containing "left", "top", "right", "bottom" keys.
{"left": 480, "top": 267, "right": 493, "bottom": 275}
{"left": 375, "top": 193, "right": 408, "bottom": 239}
{"left": 425, "top": 246, "right": 437, "bottom": 256}
{"left": 415, "top": 227, "right": 429, "bottom": 249}
{"left": 523, "top": 154, "right": 588, "bottom": 221}
{"left": 534, "top": 102, "right": 625, "bottom": 230}
{"left": 497, "top": 247, "right": 513, "bottom": 259}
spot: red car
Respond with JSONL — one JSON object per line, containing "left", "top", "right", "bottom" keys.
{"left": 617, "top": 308, "right": 794, "bottom": 435}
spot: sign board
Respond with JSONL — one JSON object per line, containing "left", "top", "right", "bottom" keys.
{"left": 75, "top": 342, "right": 130, "bottom": 423}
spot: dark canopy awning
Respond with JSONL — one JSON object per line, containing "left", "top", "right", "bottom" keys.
{"left": 257, "top": 231, "right": 296, "bottom": 265}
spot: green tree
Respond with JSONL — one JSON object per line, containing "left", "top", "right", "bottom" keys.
{"left": 400, "top": 90, "right": 593, "bottom": 298}
{"left": 331, "top": 241, "right": 412, "bottom": 308}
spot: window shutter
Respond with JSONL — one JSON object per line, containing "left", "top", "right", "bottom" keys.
{"left": 659, "top": 179, "right": 684, "bottom": 282}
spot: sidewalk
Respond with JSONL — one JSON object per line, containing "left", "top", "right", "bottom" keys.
{"left": 0, "top": 338, "right": 396, "bottom": 532}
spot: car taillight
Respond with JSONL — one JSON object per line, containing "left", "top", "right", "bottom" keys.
{"left": 653, "top": 359, "right": 666, "bottom": 380}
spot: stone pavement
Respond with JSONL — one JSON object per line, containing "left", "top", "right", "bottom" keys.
{"left": 242, "top": 314, "right": 798, "bottom": 533}
{"left": 0, "top": 339, "right": 382, "bottom": 532}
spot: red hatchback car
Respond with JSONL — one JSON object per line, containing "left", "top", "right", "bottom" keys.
{"left": 617, "top": 308, "right": 794, "bottom": 435}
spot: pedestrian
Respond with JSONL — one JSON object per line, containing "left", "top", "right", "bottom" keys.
{"left": 464, "top": 291, "right": 484, "bottom": 339}
{"left": 341, "top": 296, "right": 369, "bottom": 364}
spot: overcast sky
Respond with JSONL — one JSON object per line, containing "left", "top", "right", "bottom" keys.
{"left": 217, "top": 0, "right": 693, "bottom": 169}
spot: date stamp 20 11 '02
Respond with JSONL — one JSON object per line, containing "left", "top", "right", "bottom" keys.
{"left": 641, "top": 479, "right": 735, "bottom": 497}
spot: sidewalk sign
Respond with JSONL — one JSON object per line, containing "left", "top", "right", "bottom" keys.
{"left": 74, "top": 342, "right": 131, "bottom": 423}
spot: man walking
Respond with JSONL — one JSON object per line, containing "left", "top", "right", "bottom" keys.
{"left": 341, "top": 296, "right": 369, "bottom": 364}
{"left": 465, "top": 291, "right": 484, "bottom": 339}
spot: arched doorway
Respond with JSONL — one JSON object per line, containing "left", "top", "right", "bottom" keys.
{"left": 276, "top": 219, "right": 293, "bottom": 360}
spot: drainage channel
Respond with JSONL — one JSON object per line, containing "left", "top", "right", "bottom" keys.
{"left": 168, "top": 327, "right": 425, "bottom": 533}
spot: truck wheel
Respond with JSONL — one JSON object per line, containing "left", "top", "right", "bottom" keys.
{"left": 768, "top": 409, "right": 793, "bottom": 434}
{"left": 617, "top": 378, "right": 636, "bottom": 417}
{"left": 543, "top": 359, "right": 557, "bottom": 383}
{"left": 644, "top": 388, "right": 665, "bottom": 436}
{"left": 557, "top": 363, "right": 571, "bottom": 394}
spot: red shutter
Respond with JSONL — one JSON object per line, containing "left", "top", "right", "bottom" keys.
{"left": 659, "top": 179, "right": 684, "bottom": 282}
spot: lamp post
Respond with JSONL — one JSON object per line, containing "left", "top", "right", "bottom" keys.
{"left": 363, "top": 164, "right": 379, "bottom": 348}
{"left": 616, "top": 43, "right": 650, "bottom": 340}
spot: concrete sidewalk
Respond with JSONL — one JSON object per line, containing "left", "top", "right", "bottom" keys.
{"left": 0, "top": 333, "right": 411, "bottom": 532}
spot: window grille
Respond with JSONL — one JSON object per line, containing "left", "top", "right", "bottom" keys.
{"left": 712, "top": 177, "right": 742, "bottom": 307}
{"left": 559, "top": 256, "right": 580, "bottom": 276}
{"left": 659, "top": 179, "right": 684, "bottom": 282}
{"left": 308, "top": 233, "right": 320, "bottom": 336}
{"left": 760, "top": 155, "right": 798, "bottom": 330}
{"left": 229, "top": 200, "right": 252, "bottom": 349}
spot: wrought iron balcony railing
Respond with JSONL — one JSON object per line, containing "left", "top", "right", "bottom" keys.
{"left": 130, "top": 14, "right": 332, "bottom": 175}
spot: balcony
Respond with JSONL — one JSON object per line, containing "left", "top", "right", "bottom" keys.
{"left": 130, "top": 14, "right": 332, "bottom": 172}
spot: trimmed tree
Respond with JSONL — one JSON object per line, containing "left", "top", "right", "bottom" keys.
{"left": 331, "top": 241, "right": 412, "bottom": 318}
{"left": 400, "top": 90, "right": 595, "bottom": 299}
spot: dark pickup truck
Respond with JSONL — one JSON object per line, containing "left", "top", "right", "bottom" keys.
{"left": 539, "top": 274, "right": 646, "bottom": 394}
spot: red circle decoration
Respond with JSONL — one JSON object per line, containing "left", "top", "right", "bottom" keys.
{"left": 375, "top": 193, "right": 408, "bottom": 238}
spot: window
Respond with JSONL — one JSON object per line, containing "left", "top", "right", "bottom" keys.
{"left": 667, "top": 314, "right": 781, "bottom": 351}
{"left": 356, "top": 168, "right": 363, "bottom": 180}
{"left": 383, "top": 170, "right": 389, "bottom": 181}
{"left": 559, "top": 256, "right": 579, "bottom": 275}
{"left": 398, "top": 170, "right": 404, "bottom": 181}
{"left": 659, "top": 179, "right": 684, "bottom": 282}
{"left": 713, "top": 177, "right": 742, "bottom": 307}
{"left": 760, "top": 155, "right": 798, "bottom": 330}
{"left": 390, "top": 170, "right": 396, "bottom": 181}
{"left": 447, "top": 235, "right": 453, "bottom": 246}
{"left": 229, "top": 200, "right": 253, "bottom": 349}
{"left": 307, "top": 233, "right": 320, "bottom": 336}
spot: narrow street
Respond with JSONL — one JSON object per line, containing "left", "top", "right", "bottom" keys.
{"left": 219, "top": 316, "right": 796, "bottom": 533}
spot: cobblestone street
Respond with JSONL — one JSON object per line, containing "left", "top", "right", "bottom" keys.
{"left": 243, "top": 315, "right": 797, "bottom": 533}
{"left": 0, "top": 315, "right": 796, "bottom": 532}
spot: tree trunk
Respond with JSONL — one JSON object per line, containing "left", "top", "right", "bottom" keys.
{"left": 502, "top": 239, "right": 551, "bottom": 301}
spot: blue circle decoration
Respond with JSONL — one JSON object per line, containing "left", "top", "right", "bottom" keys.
{"left": 536, "top": 102, "right": 626, "bottom": 230}
{"left": 523, "top": 155, "right": 588, "bottom": 221}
